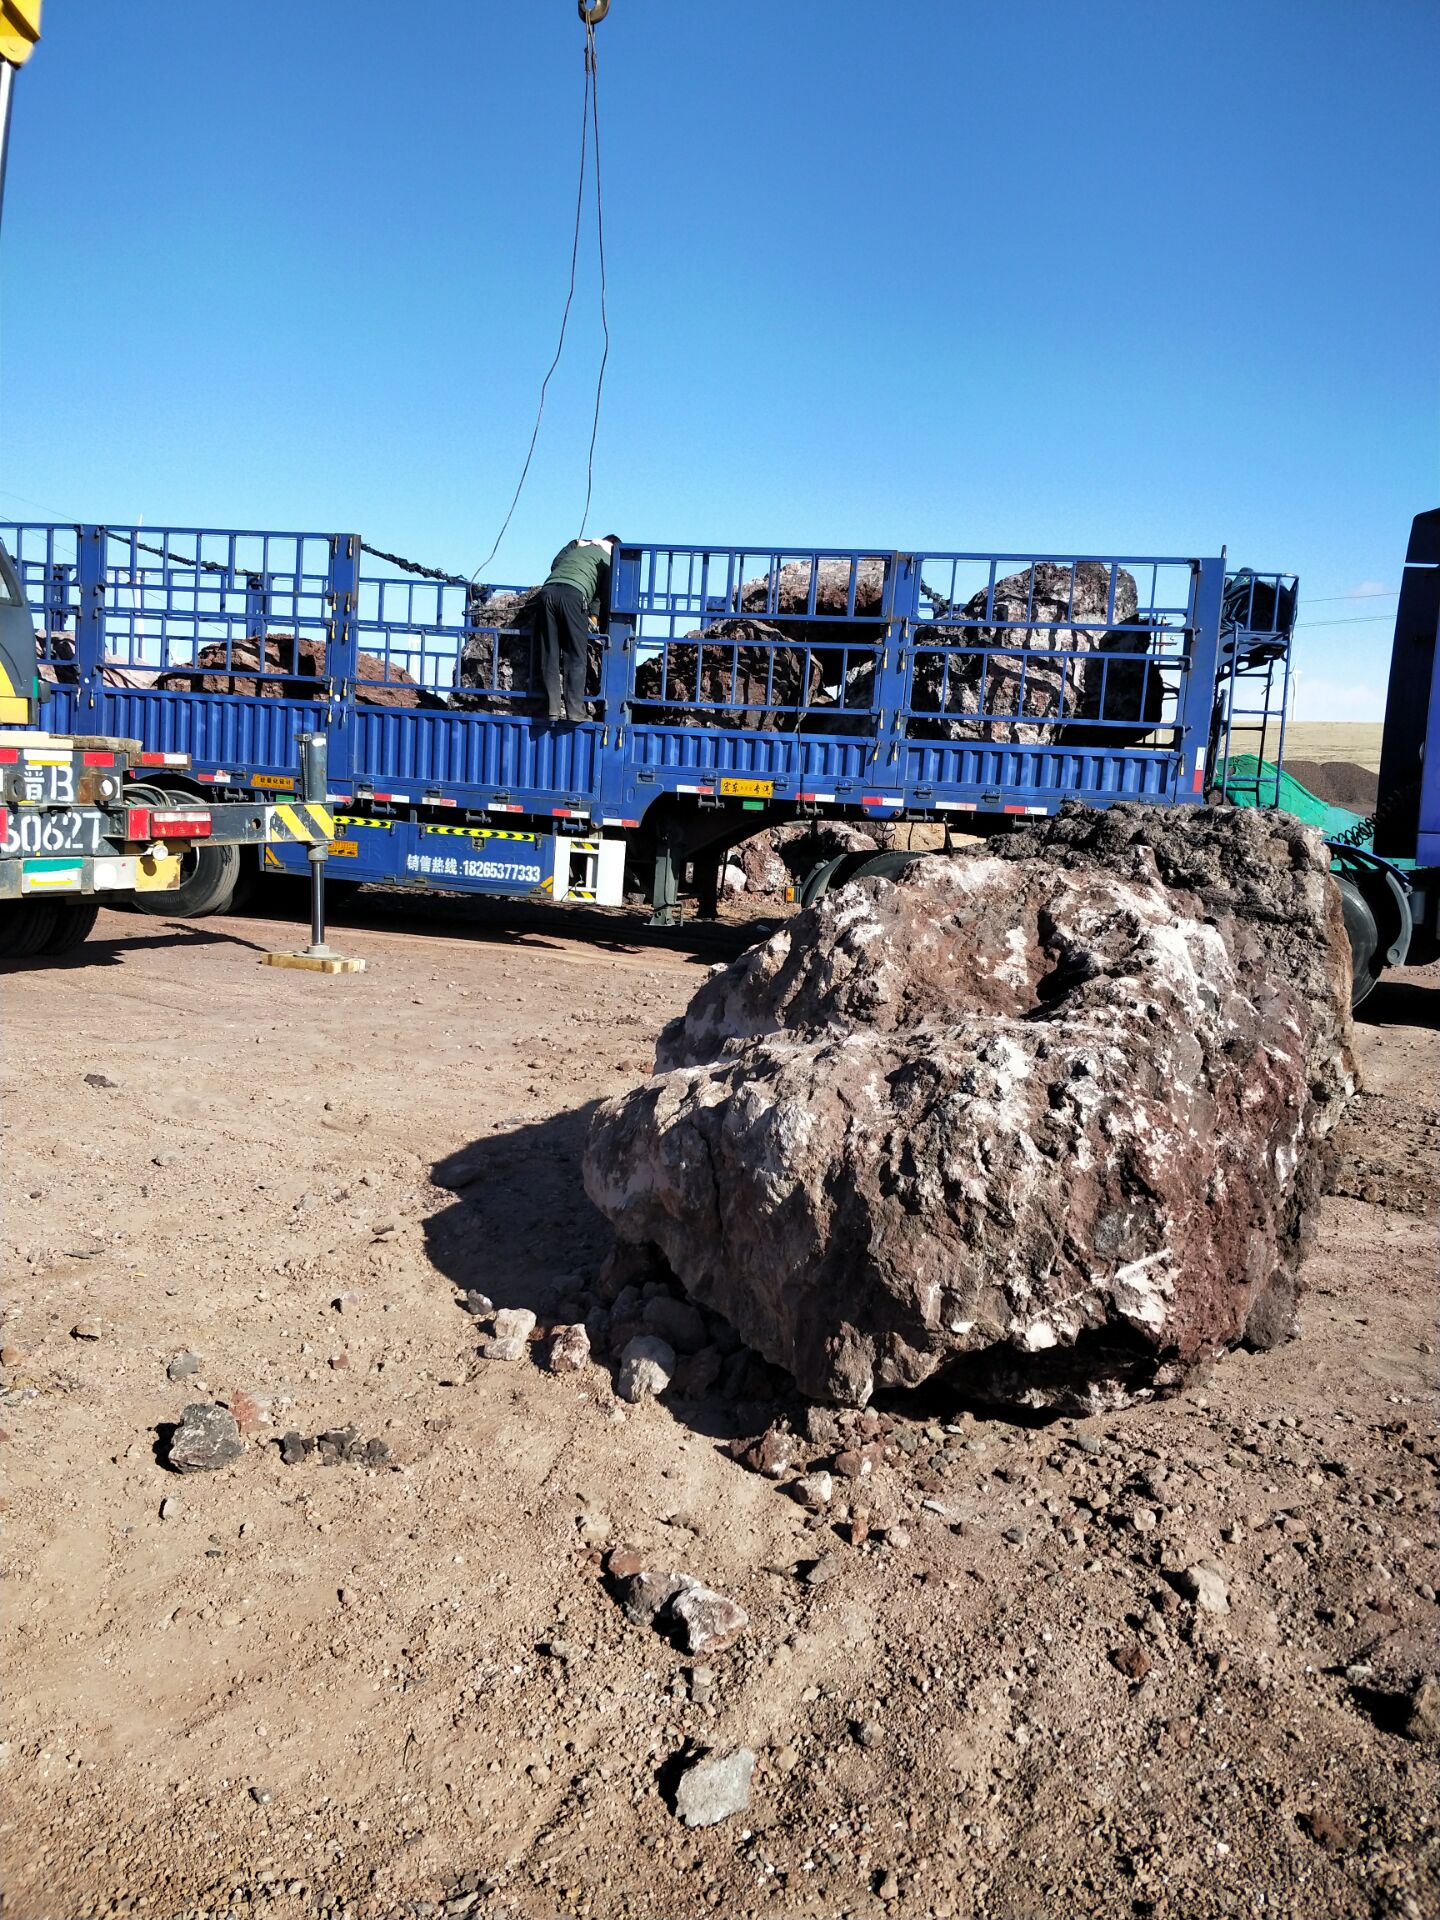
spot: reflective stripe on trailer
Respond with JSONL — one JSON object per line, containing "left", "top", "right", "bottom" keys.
{"left": 552, "top": 807, "right": 590, "bottom": 819}
{"left": 489, "top": 803, "right": 524, "bottom": 814}
{"left": 197, "top": 770, "right": 233, "bottom": 782}
{"left": 796, "top": 792, "right": 836, "bottom": 803}
{"left": 936, "top": 801, "right": 977, "bottom": 812}
{"left": 861, "top": 795, "right": 903, "bottom": 808}
{"left": 421, "top": 824, "right": 539, "bottom": 843}
{"left": 676, "top": 784, "right": 714, "bottom": 796}
{"left": 1193, "top": 748, "right": 1206, "bottom": 793}
{"left": 264, "top": 803, "right": 336, "bottom": 844}
{"left": 20, "top": 858, "right": 84, "bottom": 893}
{"left": 600, "top": 817, "right": 639, "bottom": 828}
{"left": 1002, "top": 805, "right": 1049, "bottom": 815}
{"left": 137, "top": 752, "right": 190, "bottom": 767}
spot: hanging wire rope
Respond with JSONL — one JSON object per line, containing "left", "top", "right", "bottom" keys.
{"left": 578, "top": 15, "right": 610, "bottom": 539}
{"left": 472, "top": 10, "right": 610, "bottom": 579}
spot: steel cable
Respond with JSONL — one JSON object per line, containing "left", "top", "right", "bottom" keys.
{"left": 578, "top": 18, "right": 609, "bottom": 539}
{"left": 471, "top": 23, "right": 599, "bottom": 580}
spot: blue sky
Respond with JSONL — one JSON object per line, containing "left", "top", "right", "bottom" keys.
{"left": 2, "top": 0, "right": 1435, "bottom": 718}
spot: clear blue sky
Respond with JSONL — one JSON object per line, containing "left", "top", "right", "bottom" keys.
{"left": 2, "top": 0, "right": 1436, "bottom": 718}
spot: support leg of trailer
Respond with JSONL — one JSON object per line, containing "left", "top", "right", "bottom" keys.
{"left": 648, "top": 835, "right": 682, "bottom": 928}
{"left": 694, "top": 849, "right": 721, "bottom": 921}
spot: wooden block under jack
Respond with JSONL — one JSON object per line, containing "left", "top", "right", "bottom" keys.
{"left": 261, "top": 950, "right": 366, "bottom": 974}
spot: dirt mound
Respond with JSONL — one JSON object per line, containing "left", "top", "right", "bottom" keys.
{"left": 1285, "top": 758, "right": 1379, "bottom": 812}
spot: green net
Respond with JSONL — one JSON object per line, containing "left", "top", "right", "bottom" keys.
{"left": 1220, "top": 754, "right": 1369, "bottom": 840}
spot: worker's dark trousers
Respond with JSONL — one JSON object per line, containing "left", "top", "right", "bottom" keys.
{"left": 535, "top": 582, "right": 590, "bottom": 722}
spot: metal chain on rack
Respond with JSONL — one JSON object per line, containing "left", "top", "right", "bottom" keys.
{"left": 109, "top": 531, "right": 470, "bottom": 590}
{"left": 358, "top": 542, "right": 468, "bottom": 588}
{"left": 122, "top": 533, "right": 229, "bottom": 574}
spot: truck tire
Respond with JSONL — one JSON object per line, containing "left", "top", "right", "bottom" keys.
{"left": 41, "top": 900, "right": 101, "bottom": 954}
{"left": 132, "top": 839, "right": 241, "bottom": 918}
{"left": 0, "top": 900, "right": 61, "bottom": 959}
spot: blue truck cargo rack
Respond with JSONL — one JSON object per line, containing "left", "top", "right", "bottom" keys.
{"left": 3, "top": 522, "right": 1296, "bottom": 919}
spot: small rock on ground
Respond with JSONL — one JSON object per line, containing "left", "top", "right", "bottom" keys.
{"left": 1179, "top": 1563, "right": 1231, "bottom": 1614}
{"left": 672, "top": 1748, "right": 754, "bottom": 1827}
{"left": 617, "top": 1335, "right": 675, "bottom": 1402}
{"left": 492, "top": 1307, "right": 537, "bottom": 1342}
{"left": 168, "top": 1403, "right": 243, "bottom": 1474}
{"left": 1404, "top": 1675, "right": 1440, "bottom": 1747}
{"left": 548, "top": 1324, "right": 592, "bottom": 1373}
{"left": 670, "top": 1582, "right": 749, "bottom": 1654}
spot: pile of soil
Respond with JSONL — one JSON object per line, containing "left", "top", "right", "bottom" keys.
{"left": 1285, "top": 759, "right": 1379, "bottom": 813}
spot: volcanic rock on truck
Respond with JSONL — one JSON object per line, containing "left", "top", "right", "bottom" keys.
{"left": 583, "top": 805, "right": 1355, "bottom": 1411}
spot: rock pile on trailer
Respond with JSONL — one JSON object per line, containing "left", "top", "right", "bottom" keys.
{"left": 454, "top": 556, "right": 1163, "bottom": 743}
{"left": 154, "top": 634, "right": 428, "bottom": 708}
{"left": 906, "top": 561, "right": 1154, "bottom": 746}
{"left": 584, "top": 805, "right": 1355, "bottom": 1411}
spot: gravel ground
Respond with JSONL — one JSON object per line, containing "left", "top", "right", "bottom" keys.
{"left": 1, "top": 895, "right": 1436, "bottom": 1920}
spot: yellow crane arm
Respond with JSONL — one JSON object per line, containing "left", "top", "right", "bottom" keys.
{"left": 0, "top": 1, "right": 41, "bottom": 69}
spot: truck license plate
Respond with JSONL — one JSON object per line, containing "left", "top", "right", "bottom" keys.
{"left": 3, "top": 807, "right": 106, "bottom": 858}
{"left": 719, "top": 777, "right": 773, "bottom": 799}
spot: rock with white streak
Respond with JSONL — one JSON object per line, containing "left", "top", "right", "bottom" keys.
{"left": 618, "top": 1570, "right": 749, "bottom": 1654}
{"left": 548, "top": 1323, "right": 592, "bottom": 1373}
{"left": 669, "top": 1581, "right": 749, "bottom": 1654}
{"left": 583, "top": 806, "right": 1353, "bottom": 1411}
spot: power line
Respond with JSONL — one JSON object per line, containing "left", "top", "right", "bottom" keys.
{"left": 1305, "top": 588, "right": 1398, "bottom": 605}
{"left": 1295, "top": 613, "right": 1398, "bottom": 628}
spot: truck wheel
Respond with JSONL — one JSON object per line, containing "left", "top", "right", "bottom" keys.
{"left": 847, "top": 850, "right": 925, "bottom": 886}
{"left": 1334, "top": 872, "right": 1384, "bottom": 1007}
{"left": 132, "top": 840, "right": 241, "bottom": 918}
{"left": 0, "top": 900, "right": 61, "bottom": 959}
{"left": 41, "top": 900, "right": 101, "bottom": 954}
{"left": 797, "top": 848, "right": 923, "bottom": 908}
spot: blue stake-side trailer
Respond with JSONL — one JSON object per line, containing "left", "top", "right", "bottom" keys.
{"left": 3, "top": 521, "right": 1298, "bottom": 925}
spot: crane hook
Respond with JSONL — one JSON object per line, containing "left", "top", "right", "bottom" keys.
{"left": 577, "top": 0, "right": 609, "bottom": 23}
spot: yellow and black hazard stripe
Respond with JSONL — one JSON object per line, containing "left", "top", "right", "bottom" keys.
{"left": 420, "top": 823, "right": 539, "bottom": 844}
{"left": 264, "top": 802, "right": 336, "bottom": 845}
{"left": 332, "top": 813, "right": 394, "bottom": 831}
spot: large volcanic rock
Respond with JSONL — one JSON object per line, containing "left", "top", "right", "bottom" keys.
{"left": 155, "top": 633, "right": 428, "bottom": 708}
{"left": 583, "top": 806, "right": 1354, "bottom": 1411}
{"left": 910, "top": 561, "right": 1142, "bottom": 746}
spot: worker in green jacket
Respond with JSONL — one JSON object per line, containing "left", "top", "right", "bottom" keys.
{"left": 535, "top": 535, "right": 619, "bottom": 723}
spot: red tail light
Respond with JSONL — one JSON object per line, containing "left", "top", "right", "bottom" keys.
{"left": 127, "top": 806, "right": 212, "bottom": 840}
{"left": 151, "top": 809, "right": 212, "bottom": 839}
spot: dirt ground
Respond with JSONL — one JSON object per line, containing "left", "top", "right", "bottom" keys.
{"left": 2, "top": 890, "right": 1437, "bottom": 1920}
